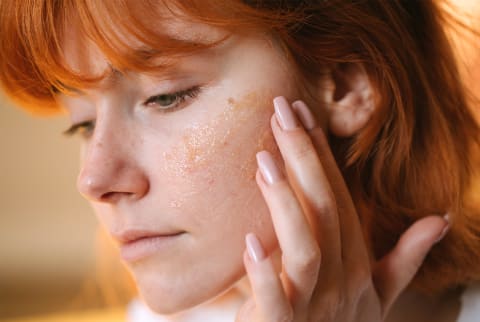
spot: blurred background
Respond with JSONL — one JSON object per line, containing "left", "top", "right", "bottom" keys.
{"left": 0, "top": 1, "right": 479, "bottom": 321}
{"left": 0, "top": 98, "right": 134, "bottom": 321}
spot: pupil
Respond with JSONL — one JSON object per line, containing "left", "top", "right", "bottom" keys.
{"left": 158, "top": 94, "right": 176, "bottom": 106}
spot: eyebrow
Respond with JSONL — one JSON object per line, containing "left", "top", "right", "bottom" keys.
{"left": 52, "top": 38, "right": 226, "bottom": 94}
{"left": 53, "top": 65, "right": 131, "bottom": 95}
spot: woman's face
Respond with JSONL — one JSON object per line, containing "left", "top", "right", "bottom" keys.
{"left": 60, "top": 18, "right": 319, "bottom": 313}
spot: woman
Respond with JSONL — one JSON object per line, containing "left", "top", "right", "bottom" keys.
{"left": 1, "top": 0, "right": 479, "bottom": 321}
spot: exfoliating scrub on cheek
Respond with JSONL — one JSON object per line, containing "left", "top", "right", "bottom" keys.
{"left": 163, "top": 91, "right": 277, "bottom": 177}
{"left": 156, "top": 90, "right": 279, "bottom": 221}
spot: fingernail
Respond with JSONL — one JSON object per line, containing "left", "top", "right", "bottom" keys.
{"left": 292, "top": 100, "right": 317, "bottom": 130}
{"left": 435, "top": 213, "right": 451, "bottom": 243}
{"left": 273, "top": 96, "right": 300, "bottom": 131}
{"left": 256, "top": 151, "right": 283, "bottom": 185}
{"left": 246, "top": 233, "right": 266, "bottom": 263}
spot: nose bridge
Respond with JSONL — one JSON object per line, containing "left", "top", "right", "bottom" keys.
{"left": 76, "top": 108, "right": 147, "bottom": 203}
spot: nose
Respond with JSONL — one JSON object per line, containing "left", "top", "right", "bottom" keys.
{"left": 76, "top": 120, "right": 149, "bottom": 204}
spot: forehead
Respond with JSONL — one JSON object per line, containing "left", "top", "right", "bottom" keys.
{"left": 60, "top": 6, "right": 229, "bottom": 79}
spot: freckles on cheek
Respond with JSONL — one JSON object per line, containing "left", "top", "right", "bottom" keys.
{"left": 164, "top": 91, "right": 277, "bottom": 173}
{"left": 161, "top": 91, "right": 279, "bottom": 209}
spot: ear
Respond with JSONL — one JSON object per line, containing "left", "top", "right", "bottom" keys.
{"left": 323, "top": 63, "right": 375, "bottom": 137}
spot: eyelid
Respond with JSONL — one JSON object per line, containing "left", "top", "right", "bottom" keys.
{"left": 62, "top": 120, "right": 94, "bottom": 137}
{"left": 143, "top": 85, "right": 201, "bottom": 110}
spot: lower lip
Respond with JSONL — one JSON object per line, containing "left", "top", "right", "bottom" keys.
{"left": 120, "top": 233, "right": 184, "bottom": 262}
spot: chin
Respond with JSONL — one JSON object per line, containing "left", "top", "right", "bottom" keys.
{"left": 139, "top": 289, "right": 192, "bottom": 315}
{"left": 132, "top": 264, "right": 245, "bottom": 315}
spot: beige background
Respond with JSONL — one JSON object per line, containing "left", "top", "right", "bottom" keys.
{"left": 0, "top": 98, "right": 99, "bottom": 319}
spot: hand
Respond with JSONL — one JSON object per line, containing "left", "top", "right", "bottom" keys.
{"left": 236, "top": 97, "right": 450, "bottom": 322}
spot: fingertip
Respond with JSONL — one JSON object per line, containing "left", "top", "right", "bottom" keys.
{"left": 243, "top": 248, "right": 258, "bottom": 277}
{"left": 241, "top": 237, "right": 292, "bottom": 321}
{"left": 373, "top": 213, "right": 452, "bottom": 312}
{"left": 291, "top": 100, "right": 317, "bottom": 131}
{"left": 444, "top": 212, "right": 451, "bottom": 223}
{"left": 398, "top": 214, "right": 450, "bottom": 251}
{"left": 255, "top": 150, "right": 284, "bottom": 185}
{"left": 246, "top": 233, "right": 267, "bottom": 263}
{"left": 434, "top": 213, "right": 451, "bottom": 244}
{"left": 270, "top": 112, "right": 282, "bottom": 132}
{"left": 255, "top": 168, "right": 268, "bottom": 191}
{"left": 243, "top": 249, "right": 252, "bottom": 270}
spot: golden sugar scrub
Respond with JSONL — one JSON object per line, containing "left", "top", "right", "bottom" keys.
{"left": 164, "top": 90, "right": 276, "bottom": 175}
{"left": 163, "top": 91, "right": 277, "bottom": 208}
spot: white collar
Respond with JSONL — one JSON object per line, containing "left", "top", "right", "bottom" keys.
{"left": 126, "top": 296, "right": 242, "bottom": 322}
{"left": 457, "top": 282, "right": 480, "bottom": 322}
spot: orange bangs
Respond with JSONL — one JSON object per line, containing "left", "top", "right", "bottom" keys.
{"left": 0, "top": 0, "right": 300, "bottom": 114}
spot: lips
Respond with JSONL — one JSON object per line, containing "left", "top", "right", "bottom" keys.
{"left": 114, "top": 229, "right": 183, "bottom": 244}
{"left": 113, "top": 229, "right": 185, "bottom": 262}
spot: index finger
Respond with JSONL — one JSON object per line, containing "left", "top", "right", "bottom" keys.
{"left": 271, "top": 97, "right": 342, "bottom": 273}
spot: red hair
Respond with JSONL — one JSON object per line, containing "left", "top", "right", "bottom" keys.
{"left": 1, "top": 0, "right": 479, "bottom": 294}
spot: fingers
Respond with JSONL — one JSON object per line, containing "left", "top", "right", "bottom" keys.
{"left": 244, "top": 233, "right": 293, "bottom": 322}
{"left": 291, "top": 100, "right": 368, "bottom": 265}
{"left": 373, "top": 214, "right": 450, "bottom": 315}
{"left": 270, "top": 96, "right": 342, "bottom": 274}
{"left": 255, "top": 158, "right": 321, "bottom": 307}
{"left": 251, "top": 96, "right": 371, "bottom": 315}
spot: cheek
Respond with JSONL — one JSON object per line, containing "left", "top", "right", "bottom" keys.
{"left": 164, "top": 92, "right": 276, "bottom": 172}
{"left": 155, "top": 91, "right": 282, "bottom": 258}
{"left": 129, "top": 92, "right": 282, "bottom": 313}
{"left": 160, "top": 91, "right": 279, "bottom": 213}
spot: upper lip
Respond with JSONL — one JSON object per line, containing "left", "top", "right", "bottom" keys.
{"left": 113, "top": 229, "right": 184, "bottom": 245}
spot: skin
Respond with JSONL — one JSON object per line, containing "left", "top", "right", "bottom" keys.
{"left": 59, "top": 15, "right": 454, "bottom": 322}
{"left": 60, "top": 25, "right": 303, "bottom": 314}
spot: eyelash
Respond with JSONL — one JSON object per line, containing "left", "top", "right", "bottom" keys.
{"left": 62, "top": 86, "right": 202, "bottom": 138}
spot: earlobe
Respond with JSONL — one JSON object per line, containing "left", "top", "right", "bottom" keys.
{"left": 324, "top": 63, "right": 375, "bottom": 137}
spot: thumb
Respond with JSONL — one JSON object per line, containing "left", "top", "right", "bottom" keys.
{"left": 372, "top": 214, "right": 450, "bottom": 316}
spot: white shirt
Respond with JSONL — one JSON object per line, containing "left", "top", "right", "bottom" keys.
{"left": 127, "top": 283, "right": 480, "bottom": 322}
{"left": 457, "top": 283, "right": 480, "bottom": 322}
{"left": 126, "top": 296, "right": 242, "bottom": 322}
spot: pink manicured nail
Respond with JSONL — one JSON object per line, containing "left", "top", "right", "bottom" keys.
{"left": 292, "top": 100, "right": 317, "bottom": 130}
{"left": 273, "top": 96, "right": 300, "bottom": 130}
{"left": 256, "top": 151, "right": 283, "bottom": 185}
{"left": 435, "top": 213, "right": 451, "bottom": 243}
{"left": 246, "top": 233, "right": 266, "bottom": 263}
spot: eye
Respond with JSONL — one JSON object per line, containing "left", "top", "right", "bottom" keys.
{"left": 144, "top": 86, "right": 201, "bottom": 112}
{"left": 62, "top": 86, "right": 201, "bottom": 139}
{"left": 62, "top": 120, "right": 95, "bottom": 139}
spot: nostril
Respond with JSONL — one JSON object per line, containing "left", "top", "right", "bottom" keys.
{"left": 100, "top": 191, "right": 123, "bottom": 203}
{"left": 101, "top": 191, "right": 117, "bottom": 200}
{"left": 100, "top": 191, "right": 138, "bottom": 203}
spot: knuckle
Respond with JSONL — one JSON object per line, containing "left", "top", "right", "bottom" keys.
{"left": 274, "top": 309, "right": 294, "bottom": 322}
{"left": 315, "top": 190, "right": 337, "bottom": 213}
{"left": 308, "top": 187, "right": 337, "bottom": 218}
{"left": 291, "top": 139, "right": 315, "bottom": 162}
{"left": 293, "top": 246, "right": 322, "bottom": 275}
{"left": 314, "top": 198, "right": 336, "bottom": 218}
{"left": 348, "top": 265, "right": 373, "bottom": 296}
{"left": 312, "top": 291, "right": 343, "bottom": 320}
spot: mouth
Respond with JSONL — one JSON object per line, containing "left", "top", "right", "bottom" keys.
{"left": 115, "top": 230, "right": 185, "bottom": 262}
